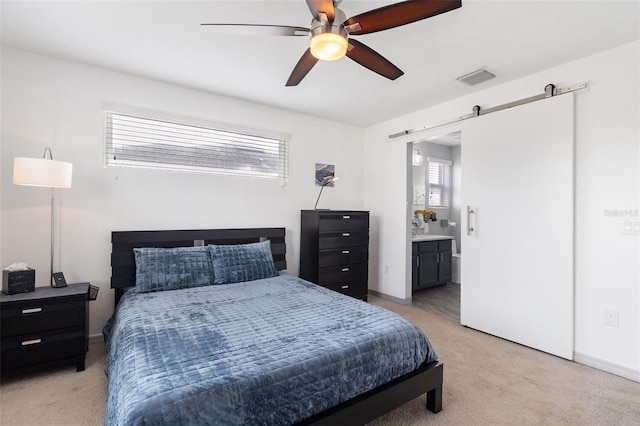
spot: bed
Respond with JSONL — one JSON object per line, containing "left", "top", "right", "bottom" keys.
{"left": 106, "top": 228, "right": 443, "bottom": 425}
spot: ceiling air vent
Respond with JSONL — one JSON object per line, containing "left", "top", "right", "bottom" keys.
{"left": 456, "top": 69, "right": 496, "bottom": 86}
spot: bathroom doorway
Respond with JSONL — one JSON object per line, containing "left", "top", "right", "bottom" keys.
{"left": 409, "top": 130, "right": 462, "bottom": 322}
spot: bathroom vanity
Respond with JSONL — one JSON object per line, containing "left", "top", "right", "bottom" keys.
{"left": 412, "top": 235, "right": 453, "bottom": 291}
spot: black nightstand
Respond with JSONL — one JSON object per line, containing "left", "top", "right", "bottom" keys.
{"left": 0, "top": 283, "right": 90, "bottom": 374}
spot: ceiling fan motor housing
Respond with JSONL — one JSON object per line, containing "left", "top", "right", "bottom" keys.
{"left": 309, "top": 8, "right": 349, "bottom": 61}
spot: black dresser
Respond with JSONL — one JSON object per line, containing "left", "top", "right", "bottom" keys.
{"left": 0, "top": 283, "right": 89, "bottom": 374}
{"left": 300, "top": 210, "right": 370, "bottom": 301}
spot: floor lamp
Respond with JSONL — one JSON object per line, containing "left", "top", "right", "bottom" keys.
{"left": 13, "top": 147, "right": 73, "bottom": 288}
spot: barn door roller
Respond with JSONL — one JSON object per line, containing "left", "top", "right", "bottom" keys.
{"left": 389, "top": 82, "right": 587, "bottom": 140}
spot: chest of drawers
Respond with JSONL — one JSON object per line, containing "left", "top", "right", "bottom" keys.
{"left": 300, "top": 210, "right": 370, "bottom": 301}
{"left": 0, "top": 283, "right": 89, "bottom": 373}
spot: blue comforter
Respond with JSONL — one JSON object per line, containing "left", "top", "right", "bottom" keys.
{"left": 103, "top": 273, "right": 437, "bottom": 425}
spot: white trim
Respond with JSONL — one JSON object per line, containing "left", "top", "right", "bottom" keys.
{"left": 574, "top": 351, "right": 640, "bottom": 382}
{"left": 368, "top": 289, "right": 412, "bottom": 305}
{"left": 89, "top": 334, "right": 103, "bottom": 344}
{"left": 427, "top": 157, "right": 452, "bottom": 166}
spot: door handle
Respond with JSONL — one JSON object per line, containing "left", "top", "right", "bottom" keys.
{"left": 467, "top": 205, "right": 475, "bottom": 236}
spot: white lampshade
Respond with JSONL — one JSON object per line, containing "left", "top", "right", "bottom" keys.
{"left": 13, "top": 157, "right": 73, "bottom": 188}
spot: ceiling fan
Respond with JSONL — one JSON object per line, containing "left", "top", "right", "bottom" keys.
{"left": 202, "top": 0, "right": 462, "bottom": 86}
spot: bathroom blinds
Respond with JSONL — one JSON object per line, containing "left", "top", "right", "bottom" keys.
{"left": 428, "top": 157, "right": 451, "bottom": 208}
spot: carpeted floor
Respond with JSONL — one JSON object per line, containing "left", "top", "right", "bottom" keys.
{"left": 1, "top": 295, "right": 639, "bottom": 425}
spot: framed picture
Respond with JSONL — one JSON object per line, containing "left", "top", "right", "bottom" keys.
{"left": 315, "top": 163, "right": 335, "bottom": 186}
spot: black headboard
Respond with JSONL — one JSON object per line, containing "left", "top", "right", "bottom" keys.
{"left": 111, "top": 228, "right": 287, "bottom": 305}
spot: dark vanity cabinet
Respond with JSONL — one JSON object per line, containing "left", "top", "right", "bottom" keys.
{"left": 300, "top": 210, "right": 369, "bottom": 301}
{"left": 412, "top": 239, "right": 452, "bottom": 291}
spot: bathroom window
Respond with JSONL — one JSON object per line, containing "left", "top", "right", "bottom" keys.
{"left": 428, "top": 157, "right": 451, "bottom": 208}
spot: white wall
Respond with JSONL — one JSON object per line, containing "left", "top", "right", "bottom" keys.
{"left": 0, "top": 47, "right": 365, "bottom": 335}
{"left": 451, "top": 145, "right": 462, "bottom": 252}
{"left": 364, "top": 41, "right": 639, "bottom": 377}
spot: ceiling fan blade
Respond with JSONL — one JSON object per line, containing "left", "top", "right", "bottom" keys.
{"left": 305, "top": 0, "right": 335, "bottom": 22}
{"left": 286, "top": 49, "right": 319, "bottom": 86}
{"left": 201, "top": 23, "right": 309, "bottom": 36}
{"left": 344, "top": 0, "right": 461, "bottom": 35}
{"left": 346, "top": 39, "right": 404, "bottom": 80}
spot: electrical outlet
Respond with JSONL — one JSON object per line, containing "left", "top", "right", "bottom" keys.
{"left": 604, "top": 310, "right": 620, "bottom": 328}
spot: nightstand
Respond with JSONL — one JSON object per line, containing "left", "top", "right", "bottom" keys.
{"left": 0, "top": 282, "right": 90, "bottom": 374}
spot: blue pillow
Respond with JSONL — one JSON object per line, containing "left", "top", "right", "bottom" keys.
{"left": 133, "top": 246, "right": 214, "bottom": 293}
{"left": 208, "top": 240, "right": 279, "bottom": 284}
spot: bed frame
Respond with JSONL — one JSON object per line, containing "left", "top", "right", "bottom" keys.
{"left": 110, "top": 227, "right": 443, "bottom": 425}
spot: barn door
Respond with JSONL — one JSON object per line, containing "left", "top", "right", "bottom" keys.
{"left": 461, "top": 94, "right": 574, "bottom": 359}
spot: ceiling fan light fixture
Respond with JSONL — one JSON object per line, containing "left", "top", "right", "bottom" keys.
{"left": 310, "top": 33, "right": 348, "bottom": 61}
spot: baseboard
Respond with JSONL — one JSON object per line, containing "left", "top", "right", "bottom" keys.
{"left": 368, "top": 289, "right": 411, "bottom": 305}
{"left": 574, "top": 351, "right": 640, "bottom": 382}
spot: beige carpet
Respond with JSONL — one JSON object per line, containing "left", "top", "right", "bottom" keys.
{"left": 1, "top": 296, "right": 639, "bottom": 425}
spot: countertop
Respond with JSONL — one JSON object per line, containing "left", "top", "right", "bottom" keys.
{"left": 412, "top": 234, "right": 454, "bottom": 242}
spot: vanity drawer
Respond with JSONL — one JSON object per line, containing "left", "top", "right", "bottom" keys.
{"left": 319, "top": 246, "right": 369, "bottom": 268}
{"left": 318, "top": 212, "right": 369, "bottom": 232}
{"left": 318, "top": 263, "right": 368, "bottom": 285}
{"left": 0, "top": 296, "right": 85, "bottom": 337}
{"left": 319, "top": 231, "right": 369, "bottom": 250}
{"left": 413, "top": 239, "right": 452, "bottom": 254}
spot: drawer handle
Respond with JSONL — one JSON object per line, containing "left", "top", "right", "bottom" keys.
{"left": 22, "top": 307, "right": 42, "bottom": 314}
{"left": 22, "top": 338, "right": 42, "bottom": 346}
{"left": 341, "top": 285, "right": 349, "bottom": 289}
{"left": 342, "top": 233, "right": 350, "bottom": 237}
{"left": 343, "top": 215, "right": 351, "bottom": 219}
{"left": 342, "top": 250, "right": 350, "bottom": 254}
{"left": 341, "top": 267, "right": 350, "bottom": 272}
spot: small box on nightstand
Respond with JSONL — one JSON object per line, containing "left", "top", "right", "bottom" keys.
{"left": 2, "top": 269, "right": 36, "bottom": 295}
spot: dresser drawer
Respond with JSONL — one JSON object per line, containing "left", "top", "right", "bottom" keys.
{"left": 323, "top": 280, "right": 368, "bottom": 298}
{"left": 319, "top": 231, "right": 369, "bottom": 250}
{"left": 1, "top": 296, "right": 85, "bottom": 337}
{"left": 319, "top": 246, "right": 369, "bottom": 268}
{"left": 318, "top": 263, "right": 368, "bottom": 285}
{"left": 318, "top": 213, "right": 369, "bottom": 232}
{"left": 1, "top": 326, "right": 85, "bottom": 370}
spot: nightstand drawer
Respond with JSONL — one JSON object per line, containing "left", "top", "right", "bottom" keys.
{"left": 1, "top": 326, "right": 85, "bottom": 370}
{"left": 318, "top": 263, "right": 368, "bottom": 285}
{"left": 323, "top": 280, "right": 368, "bottom": 298}
{"left": 1, "top": 296, "right": 85, "bottom": 337}
{"left": 318, "top": 213, "right": 369, "bottom": 232}
{"left": 318, "top": 246, "right": 368, "bottom": 268}
{"left": 319, "top": 231, "right": 368, "bottom": 250}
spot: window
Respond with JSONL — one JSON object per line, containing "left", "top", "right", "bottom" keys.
{"left": 428, "top": 157, "right": 451, "bottom": 208}
{"left": 105, "top": 109, "right": 288, "bottom": 180}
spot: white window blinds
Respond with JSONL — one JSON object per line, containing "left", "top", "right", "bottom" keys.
{"left": 105, "top": 111, "right": 288, "bottom": 180}
{"left": 428, "top": 157, "right": 452, "bottom": 208}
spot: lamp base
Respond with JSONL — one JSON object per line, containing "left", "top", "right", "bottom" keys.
{"left": 52, "top": 272, "right": 67, "bottom": 288}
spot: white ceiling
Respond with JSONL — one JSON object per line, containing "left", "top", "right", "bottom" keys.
{"left": 1, "top": 1, "right": 638, "bottom": 127}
